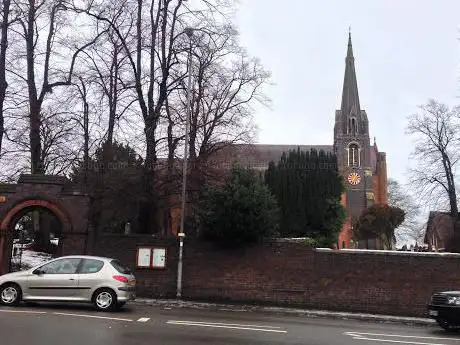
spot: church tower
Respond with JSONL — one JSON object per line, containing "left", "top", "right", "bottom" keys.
{"left": 334, "top": 32, "right": 376, "bottom": 245}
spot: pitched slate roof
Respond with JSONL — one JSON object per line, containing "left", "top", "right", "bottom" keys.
{"left": 213, "top": 144, "right": 334, "bottom": 170}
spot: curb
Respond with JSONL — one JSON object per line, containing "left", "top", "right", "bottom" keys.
{"left": 132, "top": 299, "right": 435, "bottom": 326}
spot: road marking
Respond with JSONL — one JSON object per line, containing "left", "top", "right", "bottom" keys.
{"left": 137, "top": 317, "right": 150, "bottom": 322}
{"left": 0, "top": 309, "right": 47, "bottom": 314}
{"left": 166, "top": 320, "right": 287, "bottom": 333}
{"left": 349, "top": 336, "right": 448, "bottom": 345}
{"left": 53, "top": 312, "right": 133, "bottom": 322}
{"left": 345, "top": 331, "right": 460, "bottom": 345}
{"left": 345, "top": 332, "right": 460, "bottom": 341}
{"left": 168, "top": 320, "right": 282, "bottom": 329}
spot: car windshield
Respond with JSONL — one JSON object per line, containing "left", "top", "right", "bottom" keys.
{"left": 110, "top": 260, "right": 132, "bottom": 274}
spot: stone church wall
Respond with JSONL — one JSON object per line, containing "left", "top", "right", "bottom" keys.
{"left": 93, "top": 235, "right": 456, "bottom": 317}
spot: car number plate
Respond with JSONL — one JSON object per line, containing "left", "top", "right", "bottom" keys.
{"left": 429, "top": 310, "right": 438, "bottom": 316}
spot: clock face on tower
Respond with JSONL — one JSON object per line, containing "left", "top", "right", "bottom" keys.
{"left": 347, "top": 172, "right": 361, "bottom": 186}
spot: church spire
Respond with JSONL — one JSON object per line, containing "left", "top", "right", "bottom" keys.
{"left": 341, "top": 30, "right": 360, "bottom": 117}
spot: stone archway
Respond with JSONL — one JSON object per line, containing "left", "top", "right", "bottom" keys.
{"left": 0, "top": 199, "right": 72, "bottom": 233}
{"left": 0, "top": 199, "right": 71, "bottom": 273}
{"left": 0, "top": 175, "right": 91, "bottom": 274}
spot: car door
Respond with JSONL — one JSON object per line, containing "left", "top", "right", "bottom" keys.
{"left": 26, "top": 258, "right": 81, "bottom": 300}
{"left": 76, "top": 258, "right": 105, "bottom": 301}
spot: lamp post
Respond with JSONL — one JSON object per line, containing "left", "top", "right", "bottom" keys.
{"left": 176, "top": 27, "right": 194, "bottom": 299}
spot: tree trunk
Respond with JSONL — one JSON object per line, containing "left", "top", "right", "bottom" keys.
{"left": 107, "top": 100, "right": 115, "bottom": 145}
{"left": 25, "top": 0, "right": 43, "bottom": 174}
{"left": 83, "top": 92, "right": 89, "bottom": 187}
{"left": 138, "top": 122, "right": 157, "bottom": 234}
{"left": 32, "top": 210, "right": 52, "bottom": 253}
{"left": 106, "top": 40, "right": 119, "bottom": 145}
{"left": 447, "top": 168, "right": 458, "bottom": 216}
{"left": 0, "top": 0, "right": 10, "bottom": 158}
{"left": 29, "top": 105, "right": 42, "bottom": 174}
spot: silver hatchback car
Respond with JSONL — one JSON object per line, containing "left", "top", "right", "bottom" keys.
{"left": 0, "top": 255, "right": 136, "bottom": 311}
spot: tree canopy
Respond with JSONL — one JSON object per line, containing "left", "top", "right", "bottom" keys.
{"left": 387, "top": 178, "right": 423, "bottom": 245}
{"left": 264, "top": 148, "right": 346, "bottom": 247}
{"left": 407, "top": 99, "right": 460, "bottom": 217}
{"left": 197, "top": 165, "right": 280, "bottom": 248}
{"left": 353, "top": 204, "right": 406, "bottom": 249}
{"left": 71, "top": 141, "right": 145, "bottom": 233}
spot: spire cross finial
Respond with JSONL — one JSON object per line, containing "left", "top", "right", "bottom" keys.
{"left": 347, "top": 27, "right": 352, "bottom": 47}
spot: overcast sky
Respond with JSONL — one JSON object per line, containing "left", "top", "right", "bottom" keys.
{"left": 234, "top": 0, "right": 460, "bottom": 188}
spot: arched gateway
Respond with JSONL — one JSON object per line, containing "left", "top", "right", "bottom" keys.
{"left": 0, "top": 175, "right": 91, "bottom": 275}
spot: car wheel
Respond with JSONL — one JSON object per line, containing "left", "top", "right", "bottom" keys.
{"left": 0, "top": 283, "right": 22, "bottom": 306}
{"left": 93, "top": 288, "right": 117, "bottom": 312}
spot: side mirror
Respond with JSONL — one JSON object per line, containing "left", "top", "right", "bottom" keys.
{"left": 33, "top": 269, "right": 43, "bottom": 275}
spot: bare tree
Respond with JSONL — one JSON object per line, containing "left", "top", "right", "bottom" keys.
{"left": 155, "top": 25, "right": 270, "bottom": 234}
{"left": 11, "top": 0, "right": 104, "bottom": 173}
{"left": 40, "top": 110, "right": 79, "bottom": 175}
{"left": 0, "top": 0, "right": 268, "bottom": 236}
{"left": 0, "top": 0, "right": 12, "bottom": 158}
{"left": 76, "top": 0, "right": 235, "bottom": 232}
{"left": 188, "top": 26, "right": 268, "bottom": 160}
{"left": 77, "top": 0, "right": 189, "bottom": 166}
{"left": 81, "top": 18, "right": 136, "bottom": 147}
{"left": 178, "top": 25, "right": 269, "bottom": 192}
{"left": 73, "top": 76, "right": 90, "bottom": 184}
{"left": 73, "top": 0, "right": 187, "bottom": 231}
{"left": 406, "top": 99, "right": 460, "bottom": 217}
{"left": 388, "top": 178, "right": 423, "bottom": 244}
{"left": 165, "top": 25, "right": 270, "bottom": 163}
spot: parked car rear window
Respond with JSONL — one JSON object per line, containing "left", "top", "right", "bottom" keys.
{"left": 110, "top": 260, "right": 132, "bottom": 274}
{"left": 79, "top": 259, "right": 104, "bottom": 274}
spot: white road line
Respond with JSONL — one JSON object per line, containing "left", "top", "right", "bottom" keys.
{"left": 345, "top": 331, "right": 460, "bottom": 341}
{"left": 167, "top": 320, "right": 282, "bottom": 329}
{"left": 137, "top": 317, "right": 150, "bottom": 322}
{"left": 0, "top": 309, "right": 47, "bottom": 314}
{"left": 166, "top": 321, "right": 287, "bottom": 333}
{"left": 349, "top": 335, "right": 449, "bottom": 345}
{"left": 52, "top": 312, "right": 133, "bottom": 322}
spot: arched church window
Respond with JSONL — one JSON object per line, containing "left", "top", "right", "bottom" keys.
{"left": 348, "top": 143, "right": 360, "bottom": 167}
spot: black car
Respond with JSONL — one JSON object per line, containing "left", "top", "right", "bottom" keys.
{"left": 428, "top": 291, "right": 460, "bottom": 330}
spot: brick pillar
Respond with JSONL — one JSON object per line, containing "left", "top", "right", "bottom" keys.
{"left": 0, "top": 233, "right": 5, "bottom": 275}
{"left": 0, "top": 230, "right": 12, "bottom": 275}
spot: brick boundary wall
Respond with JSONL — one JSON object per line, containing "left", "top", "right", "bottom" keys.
{"left": 92, "top": 235, "right": 460, "bottom": 317}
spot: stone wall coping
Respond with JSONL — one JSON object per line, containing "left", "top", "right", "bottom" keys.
{"left": 0, "top": 184, "right": 16, "bottom": 193}
{"left": 97, "top": 233, "right": 176, "bottom": 240}
{"left": 18, "top": 174, "right": 71, "bottom": 185}
{"left": 315, "top": 248, "right": 460, "bottom": 257}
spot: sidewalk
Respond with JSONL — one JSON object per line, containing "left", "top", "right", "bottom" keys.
{"left": 133, "top": 298, "right": 435, "bottom": 326}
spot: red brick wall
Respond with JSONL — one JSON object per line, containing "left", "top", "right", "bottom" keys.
{"left": 93, "top": 235, "right": 460, "bottom": 317}
{"left": 93, "top": 234, "right": 179, "bottom": 298}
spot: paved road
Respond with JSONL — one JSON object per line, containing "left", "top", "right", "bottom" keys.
{"left": 1, "top": 303, "right": 459, "bottom": 345}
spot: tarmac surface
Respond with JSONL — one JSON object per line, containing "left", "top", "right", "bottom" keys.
{"left": 1, "top": 302, "right": 458, "bottom": 345}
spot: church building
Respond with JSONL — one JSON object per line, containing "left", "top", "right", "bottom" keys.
{"left": 216, "top": 33, "right": 388, "bottom": 249}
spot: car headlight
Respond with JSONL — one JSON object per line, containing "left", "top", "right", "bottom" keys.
{"left": 447, "top": 296, "right": 460, "bottom": 305}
